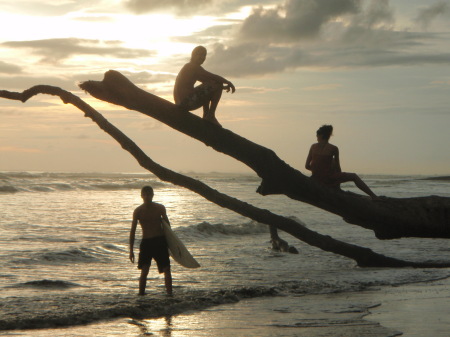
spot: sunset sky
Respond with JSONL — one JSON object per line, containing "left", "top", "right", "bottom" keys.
{"left": 1, "top": 0, "right": 449, "bottom": 175}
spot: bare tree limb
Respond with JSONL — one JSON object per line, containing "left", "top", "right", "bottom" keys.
{"left": 75, "top": 71, "right": 450, "bottom": 240}
{"left": 1, "top": 85, "right": 449, "bottom": 268}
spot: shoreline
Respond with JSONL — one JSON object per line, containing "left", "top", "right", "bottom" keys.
{"left": 368, "top": 277, "right": 450, "bottom": 336}
{"left": 4, "top": 278, "right": 450, "bottom": 336}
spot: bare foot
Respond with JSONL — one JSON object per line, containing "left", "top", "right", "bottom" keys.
{"left": 204, "top": 116, "right": 222, "bottom": 127}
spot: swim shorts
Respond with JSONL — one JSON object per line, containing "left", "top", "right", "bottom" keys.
{"left": 138, "top": 236, "right": 170, "bottom": 273}
{"left": 313, "top": 172, "right": 354, "bottom": 187}
{"left": 179, "top": 83, "right": 217, "bottom": 111}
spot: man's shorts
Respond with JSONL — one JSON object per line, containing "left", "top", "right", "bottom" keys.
{"left": 313, "top": 172, "right": 354, "bottom": 187}
{"left": 180, "top": 83, "right": 217, "bottom": 111}
{"left": 138, "top": 236, "right": 170, "bottom": 273}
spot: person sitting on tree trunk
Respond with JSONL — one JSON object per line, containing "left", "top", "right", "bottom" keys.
{"left": 173, "top": 45, "right": 235, "bottom": 127}
{"left": 305, "top": 125, "right": 379, "bottom": 200}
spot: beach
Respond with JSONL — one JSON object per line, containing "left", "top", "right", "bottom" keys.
{"left": 1, "top": 172, "right": 449, "bottom": 336}
{"left": 369, "top": 278, "right": 450, "bottom": 337}
{"left": 3, "top": 278, "right": 449, "bottom": 336}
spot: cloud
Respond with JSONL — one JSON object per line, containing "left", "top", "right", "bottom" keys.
{"left": 72, "top": 15, "right": 116, "bottom": 23}
{"left": 124, "top": 0, "right": 214, "bottom": 15}
{"left": 206, "top": 35, "right": 450, "bottom": 78}
{"left": 1, "top": 38, "right": 153, "bottom": 64}
{"left": 122, "top": 0, "right": 276, "bottom": 16}
{"left": 120, "top": 71, "right": 175, "bottom": 86}
{"left": 0, "top": 74, "right": 74, "bottom": 91}
{"left": 347, "top": 0, "right": 394, "bottom": 29}
{"left": 237, "top": 86, "right": 290, "bottom": 94}
{"left": 0, "top": 68, "right": 173, "bottom": 95}
{"left": 171, "top": 24, "right": 236, "bottom": 45}
{"left": 0, "top": 61, "right": 22, "bottom": 74}
{"left": 200, "top": 0, "right": 450, "bottom": 77}
{"left": 303, "top": 84, "right": 342, "bottom": 91}
{"left": 1, "top": 0, "right": 104, "bottom": 16}
{"left": 0, "top": 146, "right": 42, "bottom": 153}
{"left": 239, "top": 0, "right": 361, "bottom": 42}
{"left": 430, "top": 80, "right": 450, "bottom": 87}
{"left": 206, "top": 43, "right": 292, "bottom": 77}
{"left": 415, "top": 1, "right": 450, "bottom": 30}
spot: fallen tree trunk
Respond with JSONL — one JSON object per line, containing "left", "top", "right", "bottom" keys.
{"left": 77, "top": 70, "right": 450, "bottom": 240}
{"left": 1, "top": 85, "right": 448, "bottom": 268}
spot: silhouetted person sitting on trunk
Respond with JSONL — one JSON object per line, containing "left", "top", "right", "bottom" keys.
{"left": 305, "top": 125, "right": 379, "bottom": 200}
{"left": 173, "top": 46, "right": 235, "bottom": 126}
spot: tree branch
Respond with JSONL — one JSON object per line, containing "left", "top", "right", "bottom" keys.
{"left": 76, "top": 71, "right": 450, "bottom": 240}
{"left": 1, "top": 85, "right": 449, "bottom": 268}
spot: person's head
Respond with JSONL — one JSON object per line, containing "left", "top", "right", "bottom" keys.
{"left": 316, "top": 124, "right": 333, "bottom": 141}
{"left": 141, "top": 185, "right": 154, "bottom": 203}
{"left": 191, "top": 46, "right": 207, "bottom": 65}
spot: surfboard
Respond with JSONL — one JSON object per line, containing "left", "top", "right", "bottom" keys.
{"left": 162, "top": 219, "right": 200, "bottom": 268}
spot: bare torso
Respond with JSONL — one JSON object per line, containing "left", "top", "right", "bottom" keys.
{"left": 134, "top": 202, "right": 166, "bottom": 239}
{"left": 173, "top": 62, "right": 201, "bottom": 104}
{"left": 310, "top": 142, "right": 336, "bottom": 157}
{"left": 306, "top": 142, "right": 340, "bottom": 179}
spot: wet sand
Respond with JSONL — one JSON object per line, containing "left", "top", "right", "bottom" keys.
{"left": 368, "top": 277, "right": 450, "bottom": 336}
{"left": 5, "top": 278, "right": 449, "bottom": 336}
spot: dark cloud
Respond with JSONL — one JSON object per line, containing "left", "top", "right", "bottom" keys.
{"left": 0, "top": 61, "right": 22, "bottom": 74}
{"left": 239, "top": 0, "right": 361, "bottom": 42}
{"left": 415, "top": 1, "right": 450, "bottom": 30}
{"left": 205, "top": 31, "right": 450, "bottom": 78}
{"left": 2, "top": 38, "right": 153, "bottom": 64}
{"left": 349, "top": 0, "right": 394, "bottom": 29}
{"left": 206, "top": 43, "right": 291, "bottom": 77}
{"left": 201, "top": 0, "right": 450, "bottom": 77}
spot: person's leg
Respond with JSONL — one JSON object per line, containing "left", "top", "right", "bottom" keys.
{"left": 163, "top": 266, "right": 173, "bottom": 295}
{"left": 349, "top": 173, "right": 378, "bottom": 200}
{"left": 153, "top": 237, "right": 172, "bottom": 295}
{"left": 203, "top": 84, "right": 222, "bottom": 126}
{"left": 202, "top": 101, "right": 210, "bottom": 119}
{"left": 139, "top": 264, "right": 150, "bottom": 295}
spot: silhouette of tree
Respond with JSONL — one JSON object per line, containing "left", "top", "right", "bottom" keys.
{"left": 78, "top": 71, "right": 450, "bottom": 241}
{"left": 1, "top": 73, "right": 449, "bottom": 268}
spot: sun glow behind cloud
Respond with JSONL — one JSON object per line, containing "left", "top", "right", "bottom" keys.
{"left": 1, "top": 1, "right": 450, "bottom": 174}
{"left": 1, "top": 10, "right": 219, "bottom": 66}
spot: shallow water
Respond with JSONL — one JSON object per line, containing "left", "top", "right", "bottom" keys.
{"left": 1, "top": 172, "right": 449, "bottom": 335}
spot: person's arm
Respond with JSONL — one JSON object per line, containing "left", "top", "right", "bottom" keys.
{"left": 305, "top": 146, "right": 313, "bottom": 171}
{"left": 197, "top": 67, "right": 235, "bottom": 93}
{"left": 129, "top": 208, "right": 138, "bottom": 263}
{"left": 332, "top": 146, "right": 342, "bottom": 173}
{"left": 161, "top": 205, "right": 170, "bottom": 227}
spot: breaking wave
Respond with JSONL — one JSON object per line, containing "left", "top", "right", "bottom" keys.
{"left": 11, "top": 245, "right": 124, "bottom": 266}
{"left": 175, "top": 221, "right": 270, "bottom": 238}
{"left": 0, "top": 286, "right": 279, "bottom": 331}
{"left": 0, "top": 171, "right": 167, "bottom": 193}
{"left": 0, "top": 185, "right": 19, "bottom": 193}
{"left": 3, "top": 274, "right": 444, "bottom": 331}
{"left": 11, "top": 279, "right": 83, "bottom": 290}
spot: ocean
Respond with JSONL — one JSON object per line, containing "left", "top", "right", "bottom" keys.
{"left": 1, "top": 172, "right": 449, "bottom": 336}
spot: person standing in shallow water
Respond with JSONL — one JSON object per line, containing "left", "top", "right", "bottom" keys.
{"left": 305, "top": 125, "right": 379, "bottom": 200}
{"left": 173, "top": 45, "right": 236, "bottom": 127}
{"left": 129, "top": 186, "right": 172, "bottom": 295}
